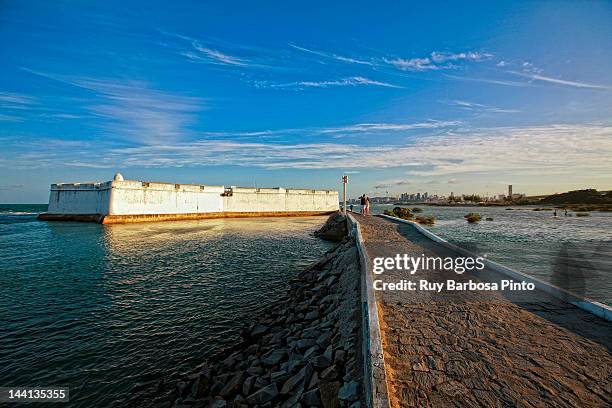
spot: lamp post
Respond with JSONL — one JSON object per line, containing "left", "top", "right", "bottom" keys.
{"left": 342, "top": 175, "right": 348, "bottom": 215}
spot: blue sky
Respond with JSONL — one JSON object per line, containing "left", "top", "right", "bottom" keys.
{"left": 1, "top": 1, "right": 612, "bottom": 202}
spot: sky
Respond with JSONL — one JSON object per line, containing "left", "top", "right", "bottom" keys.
{"left": 1, "top": 0, "right": 612, "bottom": 203}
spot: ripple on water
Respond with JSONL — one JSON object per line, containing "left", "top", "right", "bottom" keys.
{"left": 0, "top": 214, "right": 333, "bottom": 407}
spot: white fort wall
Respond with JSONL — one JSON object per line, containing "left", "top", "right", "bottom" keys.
{"left": 41, "top": 175, "right": 339, "bottom": 223}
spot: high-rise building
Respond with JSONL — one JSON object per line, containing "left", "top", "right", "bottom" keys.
{"left": 508, "top": 184, "right": 513, "bottom": 198}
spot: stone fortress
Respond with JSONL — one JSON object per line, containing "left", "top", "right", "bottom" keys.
{"left": 38, "top": 173, "right": 339, "bottom": 224}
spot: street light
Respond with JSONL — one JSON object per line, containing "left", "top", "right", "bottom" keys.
{"left": 342, "top": 175, "right": 348, "bottom": 215}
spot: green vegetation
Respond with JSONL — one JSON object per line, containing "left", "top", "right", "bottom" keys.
{"left": 575, "top": 212, "right": 590, "bottom": 217}
{"left": 384, "top": 207, "right": 414, "bottom": 220}
{"left": 385, "top": 206, "right": 435, "bottom": 225}
{"left": 464, "top": 213, "right": 482, "bottom": 223}
{"left": 412, "top": 207, "right": 423, "bottom": 213}
{"left": 415, "top": 215, "right": 435, "bottom": 225}
{"left": 540, "top": 189, "right": 612, "bottom": 205}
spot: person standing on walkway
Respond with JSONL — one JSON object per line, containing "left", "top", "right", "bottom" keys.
{"left": 360, "top": 195, "right": 366, "bottom": 215}
{"left": 365, "top": 195, "right": 371, "bottom": 216}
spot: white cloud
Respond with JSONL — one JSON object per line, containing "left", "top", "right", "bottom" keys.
{"left": 254, "top": 76, "right": 402, "bottom": 90}
{"left": 22, "top": 69, "right": 205, "bottom": 144}
{"left": 187, "top": 42, "right": 249, "bottom": 66}
{"left": 288, "top": 44, "right": 375, "bottom": 66}
{"left": 0, "top": 91, "right": 36, "bottom": 105}
{"left": 384, "top": 51, "right": 491, "bottom": 71}
{"left": 430, "top": 51, "right": 492, "bottom": 63}
{"left": 7, "top": 125, "right": 611, "bottom": 183}
{"left": 444, "top": 100, "right": 520, "bottom": 114}
{"left": 509, "top": 71, "right": 612, "bottom": 91}
{"left": 383, "top": 57, "right": 438, "bottom": 71}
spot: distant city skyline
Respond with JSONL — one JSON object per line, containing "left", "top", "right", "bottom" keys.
{"left": 1, "top": 1, "right": 612, "bottom": 202}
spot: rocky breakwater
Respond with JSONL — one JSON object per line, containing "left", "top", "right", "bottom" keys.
{"left": 158, "top": 213, "right": 363, "bottom": 408}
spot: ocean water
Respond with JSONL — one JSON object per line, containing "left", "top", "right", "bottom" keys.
{"left": 0, "top": 204, "right": 333, "bottom": 407}
{"left": 372, "top": 204, "right": 612, "bottom": 305}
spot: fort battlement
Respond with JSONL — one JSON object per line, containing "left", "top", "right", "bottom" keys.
{"left": 39, "top": 173, "right": 339, "bottom": 224}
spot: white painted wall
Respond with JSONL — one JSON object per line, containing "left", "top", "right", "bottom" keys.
{"left": 109, "top": 180, "right": 224, "bottom": 215}
{"left": 47, "top": 182, "right": 112, "bottom": 214}
{"left": 46, "top": 178, "right": 339, "bottom": 215}
{"left": 223, "top": 188, "right": 339, "bottom": 212}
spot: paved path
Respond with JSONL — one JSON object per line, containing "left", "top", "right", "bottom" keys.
{"left": 353, "top": 214, "right": 611, "bottom": 408}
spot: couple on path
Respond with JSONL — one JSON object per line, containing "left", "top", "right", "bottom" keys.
{"left": 359, "top": 194, "right": 370, "bottom": 215}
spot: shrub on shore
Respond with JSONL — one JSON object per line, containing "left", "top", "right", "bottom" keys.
{"left": 384, "top": 207, "right": 414, "bottom": 220}
{"left": 464, "top": 213, "right": 482, "bottom": 223}
{"left": 415, "top": 215, "right": 435, "bottom": 225}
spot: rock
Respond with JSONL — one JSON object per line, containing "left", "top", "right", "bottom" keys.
{"left": 301, "top": 328, "right": 321, "bottom": 339}
{"left": 309, "top": 372, "right": 319, "bottom": 389}
{"left": 334, "top": 350, "right": 346, "bottom": 365}
{"left": 320, "top": 364, "right": 340, "bottom": 381}
{"left": 312, "top": 355, "right": 331, "bottom": 370}
{"left": 349, "top": 402, "right": 362, "bottom": 408}
{"left": 254, "top": 376, "right": 269, "bottom": 390}
{"left": 242, "top": 376, "right": 256, "bottom": 396}
{"left": 270, "top": 370, "right": 288, "bottom": 384}
{"left": 304, "top": 310, "right": 319, "bottom": 320}
{"left": 281, "top": 363, "right": 314, "bottom": 394}
{"left": 301, "top": 388, "right": 322, "bottom": 406}
{"left": 323, "top": 345, "right": 333, "bottom": 362}
{"left": 304, "top": 345, "right": 320, "bottom": 360}
{"left": 192, "top": 371, "right": 211, "bottom": 398}
{"left": 246, "top": 366, "right": 264, "bottom": 376}
{"left": 318, "top": 381, "right": 340, "bottom": 408}
{"left": 262, "top": 349, "right": 288, "bottom": 366}
{"left": 338, "top": 381, "right": 359, "bottom": 402}
{"left": 317, "top": 332, "right": 332, "bottom": 348}
{"left": 251, "top": 324, "right": 269, "bottom": 337}
{"left": 176, "top": 380, "right": 190, "bottom": 398}
{"left": 246, "top": 383, "right": 278, "bottom": 405}
{"left": 314, "top": 212, "right": 348, "bottom": 242}
{"left": 296, "top": 339, "right": 316, "bottom": 351}
{"left": 219, "top": 371, "right": 245, "bottom": 398}
{"left": 209, "top": 398, "right": 227, "bottom": 408}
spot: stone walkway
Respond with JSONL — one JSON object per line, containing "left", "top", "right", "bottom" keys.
{"left": 353, "top": 214, "right": 611, "bottom": 408}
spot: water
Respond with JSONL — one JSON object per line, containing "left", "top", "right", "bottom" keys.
{"left": 0, "top": 204, "right": 333, "bottom": 407}
{"left": 371, "top": 204, "right": 612, "bottom": 305}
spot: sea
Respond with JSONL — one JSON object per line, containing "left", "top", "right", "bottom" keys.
{"left": 0, "top": 204, "right": 333, "bottom": 407}
{"left": 371, "top": 204, "right": 611, "bottom": 306}
{"left": 0, "top": 203, "right": 610, "bottom": 407}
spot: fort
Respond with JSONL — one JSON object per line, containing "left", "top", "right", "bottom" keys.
{"left": 37, "top": 173, "right": 339, "bottom": 224}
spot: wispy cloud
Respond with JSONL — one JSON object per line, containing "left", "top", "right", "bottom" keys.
{"left": 161, "top": 31, "right": 255, "bottom": 67}
{"left": 0, "top": 91, "right": 36, "bottom": 106}
{"left": 288, "top": 44, "right": 375, "bottom": 66}
{"left": 23, "top": 69, "right": 205, "bottom": 144}
{"left": 443, "top": 100, "right": 520, "bottom": 114}
{"left": 184, "top": 42, "right": 249, "bottom": 66}
{"left": 508, "top": 71, "right": 612, "bottom": 91}
{"left": 444, "top": 74, "right": 530, "bottom": 88}
{"left": 253, "top": 76, "right": 402, "bottom": 90}
{"left": 374, "top": 179, "right": 413, "bottom": 189}
{"left": 384, "top": 51, "right": 492, "bottom": 71}
{"left": 199, "top": 120, "right": 459, "bottom": 140}
{"left": 6, "top": 124, "right": 610, "bottom": 180}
